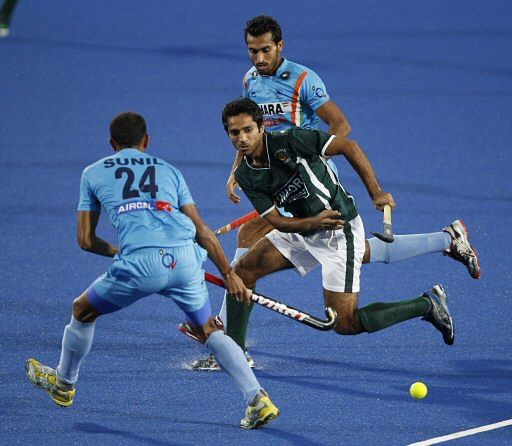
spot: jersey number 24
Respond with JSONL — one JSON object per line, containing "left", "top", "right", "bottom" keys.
{"left": 115, "top": 166, "right": 159, "bottom": 199}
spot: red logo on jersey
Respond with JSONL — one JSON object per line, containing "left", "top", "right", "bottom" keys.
{"left": 155, "top": 201, "right": 172, "bottom": 211}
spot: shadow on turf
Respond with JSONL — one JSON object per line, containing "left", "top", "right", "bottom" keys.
{"left": 74, "top": 422, "right": 181, "bottom": 445}
{"left": 74, "top": 421, "right": 313, "bottom": 444}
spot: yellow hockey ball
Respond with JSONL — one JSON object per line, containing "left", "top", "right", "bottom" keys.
{"left": 410, "top": 382, "right": 428, "bottom": 399}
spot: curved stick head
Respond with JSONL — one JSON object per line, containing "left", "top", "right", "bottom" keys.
{"left": 324, "top": 307, "right": 338, "bottom": 330}
{"left": 370, "top": 231, "right": 394, "bottom": 243}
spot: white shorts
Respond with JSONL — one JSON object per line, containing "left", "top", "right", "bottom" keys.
{"left": 266, "top": 215, "right": 365, "bottom": 293}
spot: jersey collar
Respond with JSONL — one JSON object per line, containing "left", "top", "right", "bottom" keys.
{"left": 258, "top": 58, "right": 289, "bottom": 78}
{"left": 274, "top": 58, "right": 289, "bottom": 78}
{"left": 244, "top": 133, "right": 271, "bottom": 170}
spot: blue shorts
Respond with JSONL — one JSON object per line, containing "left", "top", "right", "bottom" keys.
{"left": 88, "top": 244, "right": 211, "bottom": 325}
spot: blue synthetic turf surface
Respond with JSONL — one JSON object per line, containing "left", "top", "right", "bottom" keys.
{"left": 1, "top": 1, "right": 511, "bottom": 445}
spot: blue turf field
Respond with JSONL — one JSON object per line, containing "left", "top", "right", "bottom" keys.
{"left": 1, "top": 1, "right": 512, "bottom": 445}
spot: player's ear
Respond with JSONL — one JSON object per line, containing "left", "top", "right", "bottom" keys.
{"left": 277, "top": 39, "right": 284, "bottom": 52}
{"left": 109, "top": 138, "right": 119, "bottom": 152}
{"left": 142, "top": 134, "right": 149, "bottom": 150}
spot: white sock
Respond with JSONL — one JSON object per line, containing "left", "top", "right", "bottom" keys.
{"left": 218, "top": 247, "right": 248, "bottom": 327}
{"left": 206, "top": 330, "right": 261, "bottom": 405}
{"left": 56, "top": 315, "right": 95, "bottom": 385}
{"left": 368, "top": 232, "right": 451, "bottom": 263}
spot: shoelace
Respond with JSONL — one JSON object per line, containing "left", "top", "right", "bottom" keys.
{"left": 34, "top": 366, "right": 54, "bottom": 381}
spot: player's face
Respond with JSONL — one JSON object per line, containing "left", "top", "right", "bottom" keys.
{"left": 247, "top": 32, "right": 283, "bottom": 76}
{"left": 226, "top": 114, "right": 264, "bottom": 158}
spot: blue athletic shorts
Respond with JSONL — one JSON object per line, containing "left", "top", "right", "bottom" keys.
{"left": 88, "top": 244, "right": 211, "bottom": 324}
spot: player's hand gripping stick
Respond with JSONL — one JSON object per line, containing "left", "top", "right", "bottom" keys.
{"left": 205, "top": 272, "right": 338, "bottom": 331}
{"left": 214, "top": 210, "right": 260, "bottom": 236}
{"left": 371, "top": 204, "right": 394, "bottom": 243}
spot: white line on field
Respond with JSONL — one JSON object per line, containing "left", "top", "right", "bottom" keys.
{"left": 408, "top": 418, "right": 512, "bottom": 445}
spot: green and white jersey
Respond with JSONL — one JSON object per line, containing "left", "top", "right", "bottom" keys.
{"left": 234, "top": 128, "right": 358, "bottom": 221}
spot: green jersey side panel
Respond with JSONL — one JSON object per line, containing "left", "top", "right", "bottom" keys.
{"left": 234, "top": 128, "right": 358, "bottom": 221}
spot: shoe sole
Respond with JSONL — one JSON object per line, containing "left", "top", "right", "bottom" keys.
{"left": 241, "top": 409, "right": 280, "bottom": 429}
{"left": 190, "top": 360, "right": 255, "bottom": 371}
{"left": 191, "top": 365, "right": 221, "bottom": 371}
{"left": 458, "top": 220, "right": 481, "bottom": 279}
{"left": 431, "top": 286, "right": 455, "bottom": 346}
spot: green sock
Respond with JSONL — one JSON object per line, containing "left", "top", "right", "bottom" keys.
{"left": 358, "top": 296, "right": 430, "bottom": 333}
{"left": 226, "top": 294, "right": 254, "bottom": 350}
{"left": 0, "top": 0, "right": 19, "bottom": 24}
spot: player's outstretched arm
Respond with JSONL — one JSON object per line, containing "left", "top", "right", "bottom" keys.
{"left": 325, "top": 138, "right": 395, "bottom": 211}
{"left": 263, "top": 208, "right": 344, "bottom": 234}
{"left": 77, "top": 211, "right": 119, "bottom": 257}
{"left": 180, "top": 204, "right": 251, "bottom": 303}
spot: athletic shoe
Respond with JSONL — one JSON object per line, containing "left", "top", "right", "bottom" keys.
{"left": 0, "top": 25, "right": 9, "bottom": 37}
{"left": 443, "top": 220, "right": 481, "bottom": 279}
{"left": 25, "top": 358, "right": 75, "bottom": 407}
{"left": 240, "top": 390, "right": 280, "bottom": 429}
{"left": 178, "top": 315, "right": 225, "bottom": 343}
{"left": 190, "top": 351, "right": 255, "bottom": 371}
{"left": 422, "top": 284, "right": 455, "bottom": 345}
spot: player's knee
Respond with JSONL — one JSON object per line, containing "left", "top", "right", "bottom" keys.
{"left": 200, "top": 319, "right": 223, "bottom": 344}
{"left": 72, "top": 297, "right": 87, "bottom": 321}
{"left": 72, "top": 295, "right": 100, "bottom": 323}
{"left": 334, "top": 314, "right": 363, "bottom": 335}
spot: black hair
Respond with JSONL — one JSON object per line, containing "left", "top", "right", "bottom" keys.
{"left": 244, "top": 15, "right": 282, "bottom": 44}
{"left": 109, "top": 112, "right": 147, "bottom": 148}
{"left": 222, "top": 98, "right": 264, "bottom": 132}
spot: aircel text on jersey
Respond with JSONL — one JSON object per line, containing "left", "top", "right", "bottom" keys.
{"left": 116, "top": 200, "right": 172, "bottom": 214}
{"left": 103, "top": 157, "right": 163, "bottom": 168}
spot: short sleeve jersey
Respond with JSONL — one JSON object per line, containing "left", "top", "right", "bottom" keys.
{"left": 78, "top": 148, "right": 196, "bottom": 254}
{"left": 234, "top": 128, "right": 358, "bottom": 222}
{"left": 242, "top": 58, "right": 330, "bottom": 131}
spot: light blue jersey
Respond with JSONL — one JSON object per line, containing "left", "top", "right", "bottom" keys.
{"left": 242, "top": 58, "right": 330, "bottom": 131}
{"left": 242, "top": 57, "right": 339, "bottom": 193}
{"left": 78, "top": 148, "right": 196, "bottom": 255}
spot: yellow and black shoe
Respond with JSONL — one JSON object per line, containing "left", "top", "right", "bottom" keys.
{"left": 25, "top": 358, "right": 75, "bottom": 407}
{"left": 240, "top": 390, "right": 279, "bottom": 429}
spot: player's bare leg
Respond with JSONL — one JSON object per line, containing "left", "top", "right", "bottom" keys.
{"left": 237, "top": 217, "right": 274, "bottom": 248}
{"left": 227, "top": 236, "right": 293, "bottom": 348}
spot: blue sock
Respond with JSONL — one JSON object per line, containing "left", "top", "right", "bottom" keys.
{"left": 206, "top": 330, "right": 261, "bottom": 405}
{"left": 368, "top": 232, "right": 451, "bottom": 263}
{"left": 219, "top": 247, "right": 248, "bottom": 326}
{"left": 56, "top": 316, "right": 95, "bottom": 385}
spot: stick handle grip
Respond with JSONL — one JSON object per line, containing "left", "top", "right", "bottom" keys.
{"left": 383, "top": 204, "right": 392, "bottom": 225}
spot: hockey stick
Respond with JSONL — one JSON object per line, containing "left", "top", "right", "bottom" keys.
{"left": 214, "top": 210, "right": 260, "bottom": 236}
{"left": 371, "top": 204, "right": 394, "bottom": 243}
{"left": 204, "top": 272, "right": 338, "bottom": 331}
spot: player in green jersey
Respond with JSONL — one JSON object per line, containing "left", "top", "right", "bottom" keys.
{"left": 221, "top": 97, "right": 455, "bottom": 345}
